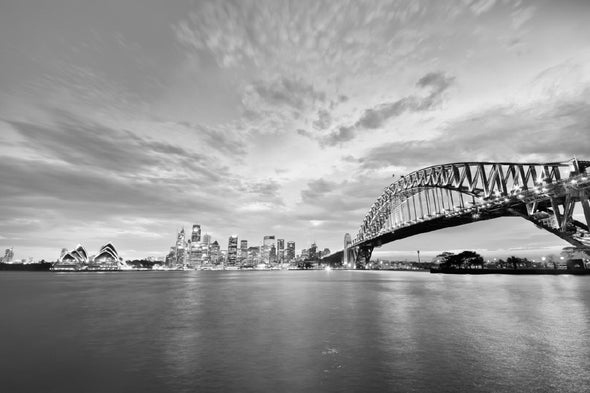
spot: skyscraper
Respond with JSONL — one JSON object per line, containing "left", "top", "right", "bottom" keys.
{"left": 262, "top": 235, "right": 275, "bottom": 264}
{"left": 210, "top": 241, "right": 220, "bottom": 264}
{"left": 286, "top": 241, "right": 296, "bottom": 262}
{"left": 227, "top": 235, "right": 238, "bottom": 266}
{"left": 191, "top": 224, "right": 201, "bottom": 243}
{"left": 240, "top": 240, "right": 248, "bottom": 262}
{"left": 277, "top": 239, "right": 285, "bottom": 263}
{"left": 172, "top": 228, "right": 188, "bottom": 267}
{"left": 269, "top": 244, "right": 277, "bottom": 264}
{"left": 247, "top": 246, "right": 260, "bottom": 264}
{"left": 2, "top": 247, "right": 14, "bottom": 263}
{"left": 309, "top": 242, "right": 318, "bottom": 260}
{"left": 189, "top": 224, "right": 203, "bottom": 267}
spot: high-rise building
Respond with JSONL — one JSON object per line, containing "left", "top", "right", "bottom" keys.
{"left": 189, "top": 243, "right": 202, "bottom": 267}
{"left": 191, "top": 224, "right": 201, "bottom": 243}
{"left": 210, "top": 241, "right": 220, "bottom": 264}
{"left": 286, "top": 241, "right": 296, "bottom": 262}
{"left": 262, "top": 235, "right": 275, "bottom": 264}
{"left": 247, "top": 246, "right": 260, "bottom": 264}
{"left": 166, "top": 247, "right": 176, "bottom": 268}
{"left": 176, "top": 228, "right": 186, "bottom": 248}
{"left": 201, "top": 233, "right": 212, "bottom": 264}
{"left": 308, "top": 242, "right": 318, "bottom": 260}
{"left": 187, "top": 224, "right": 203, "bottom": 267}
{"left": 2, "top": 247, "right": 14, "bottom": 263}
{"left": 240, "top": 240, "right": 248, "bottom": 262}
{"left": 301, "top": 249, "right": 309, "bottom": 260}
{"left": 269, "top": 244, "right": 277, "bottom": 264}
{"left": 167, "top": 228, "right": 188, "bottom": 267}
{"left": 277, "top": 239, "right": 285, "bottom": 263}
{"left": 227, "top": 235, "right": 238, "bottom": 266}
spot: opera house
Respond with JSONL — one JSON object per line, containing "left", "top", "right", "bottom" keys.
{"left": 52, "top": 243, "right": 124, "bottom": 271}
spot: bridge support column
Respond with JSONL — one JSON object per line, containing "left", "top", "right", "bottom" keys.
{"left": 580, "top": 191, "right": 590, "bottom": 229}
{"left": 356, "top": 245, "right": 374, "bottom": 269}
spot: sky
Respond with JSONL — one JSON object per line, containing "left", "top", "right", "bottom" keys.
{"left": 2, "top": 0, "right": 590, "bottom": 261}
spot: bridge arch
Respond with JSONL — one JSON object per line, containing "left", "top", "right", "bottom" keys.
{"left": 351, "top": 159, "right": 590, "bottom": 261}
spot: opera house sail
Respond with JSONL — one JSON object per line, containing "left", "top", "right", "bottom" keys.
{"left": 51, "top": 243, "right": 123, "bottom": 271}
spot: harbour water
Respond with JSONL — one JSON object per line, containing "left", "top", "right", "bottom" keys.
{"left": 1, "top": 271, "right": 589, "bottom": 392}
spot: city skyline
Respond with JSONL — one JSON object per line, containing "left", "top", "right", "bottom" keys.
{"left": 2, "top": 1, "right": 590, "bottom": 260}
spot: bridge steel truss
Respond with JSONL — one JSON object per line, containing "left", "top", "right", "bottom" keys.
{"left": 348, "top": 158, "right": 590, "bottom": 266}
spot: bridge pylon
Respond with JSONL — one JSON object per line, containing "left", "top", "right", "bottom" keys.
{"left": 343, "top": 233, "right": 358, "bottom": 269}
{"left": 356, "top": 245, "right": 374, "bottom": 269}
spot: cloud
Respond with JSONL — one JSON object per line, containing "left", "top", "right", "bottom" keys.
{"left": 416, "top": 72, "right": 455, "bottom": 94}
{"left": 320, "top": 126, "right": 356, "bottom": 146}
{"left": 4, "top": 114, "right": 227, "bottom": 183}
{"left": 237, "top": 179, "right": 284, "bottom": 207}
{"left": 175, "top": 121, "right": 247, "bottom": 157}
{"left": 297, "top": 128, "right": 311, "bottom": 138}
{"left": 173, "top": 0, "right": 428, "bottom": 73}
{"left": 312, "top": 109, "right": 332, "bottom": 130}
{"left": 297, "top": 176, "right": 389, "bottom": 225}
{"left": 467, "top": 0, "right": 497, "bottom": 16}
{"left": 321, "top": 72, "right": 454, "bottom": 146}
{"left": 358, "top": 88, "right": 590, "bottom": 171}
{"left": 244, "top": 76, "right": 326, "bottom": 111}
{"left": 300, "top": 178, "right": 334, "bottom": 203}
{"left": 0, "top": 109, "right": 266, "bottom": 240}
{"left": 511, "top": 6, "right": 536, "bottom": 30}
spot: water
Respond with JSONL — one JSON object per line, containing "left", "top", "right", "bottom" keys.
{"left": 1, "top": 271, "right": 589, "bottom": 393}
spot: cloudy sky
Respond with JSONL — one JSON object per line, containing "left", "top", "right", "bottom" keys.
{"left": 2, "top": 0, "right": 590, "bottom": 261}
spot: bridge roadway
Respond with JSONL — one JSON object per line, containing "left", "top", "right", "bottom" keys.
{"left": 323, "top": 158, "right": 590, "bottom": 266}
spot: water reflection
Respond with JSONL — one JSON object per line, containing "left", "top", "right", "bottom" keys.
{"left": 0, "top": 271, "right": 589, "bottom": 392}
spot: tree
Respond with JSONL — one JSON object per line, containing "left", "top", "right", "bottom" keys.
{"left": 561, "top": 247, "right": 590, "bottom": 260}
{"left": 506, "top": 256, "right": 530, "bottom": 269}
{"left": 455, "top": 251, "right": 484, "bottom": 269}
{"left": 437, "top": 252, "right": 456, "bottom": 268}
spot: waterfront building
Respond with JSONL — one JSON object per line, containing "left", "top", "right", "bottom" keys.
{"left": 210, "top": 241, "right": 221, "bottom": 264}
{"left": 246, "top": 246, "right": 260, "bottom": 265}
{"left": 240, "top": 240, "right": 248, "bottom": 263}
{"left": 227, "top": 235, "right": 238, "bottom": 266}
{"left": 164, "top": 228, "right": 190, "bottom": 268}
{"left": 53, "top": 243, "right": 122, "bottom": 270}
{"left": 308, "top": 243, "right": 318, "bottom": 260}
{"left": 277, "top": 239, "right": 285, "bottom": 263}
{"left": 59, "top": 244, "right": 89, "bottom": 266}
{"left": 301, "top": 249, "right": 309, "bottom": 260}
{"left": 188, "top": 242, "right": 201, "bottom": 267}
{"left": 165, "top": 247, "right": 176, "bottom": 268}
{"left": 286, "top": 241, "right": 295, "bottom": 262}
{"left": 188, "top": 224, "right": 204, "bottom": 267}
{"left": 269, "top": 244, "right": 277, "bottom": 264}
{"left": 177, "top": 228, "right": 189, "bottom": 266}
{"left": 2, "top": 247, "right": 14, "bottom": 263}
{"left": 191, "top": 224, "right": 201, "bottom": 243}
{"left": 91, "top": 243, "right": 121, "bottom": 270}
{"left": 262, "top": 235, "right": 275, "bottom": 264}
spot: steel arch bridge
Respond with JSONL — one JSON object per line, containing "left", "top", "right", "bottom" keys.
{"left": 334, "top": 158, "right": 590, "bottom": 267}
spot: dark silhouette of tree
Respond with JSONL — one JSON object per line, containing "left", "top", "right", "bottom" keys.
{"left": 455, "top": 251, "right": 484, "bottom": 269}
{"left": 506, "top": 256, "right": 531, "bottom": 269}
{"left": 439, "top": 251, "right": 483, "bottom": 269}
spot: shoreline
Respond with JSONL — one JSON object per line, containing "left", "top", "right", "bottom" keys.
{"left": 430, "top": 267, "right": 590, "bottom": 275}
